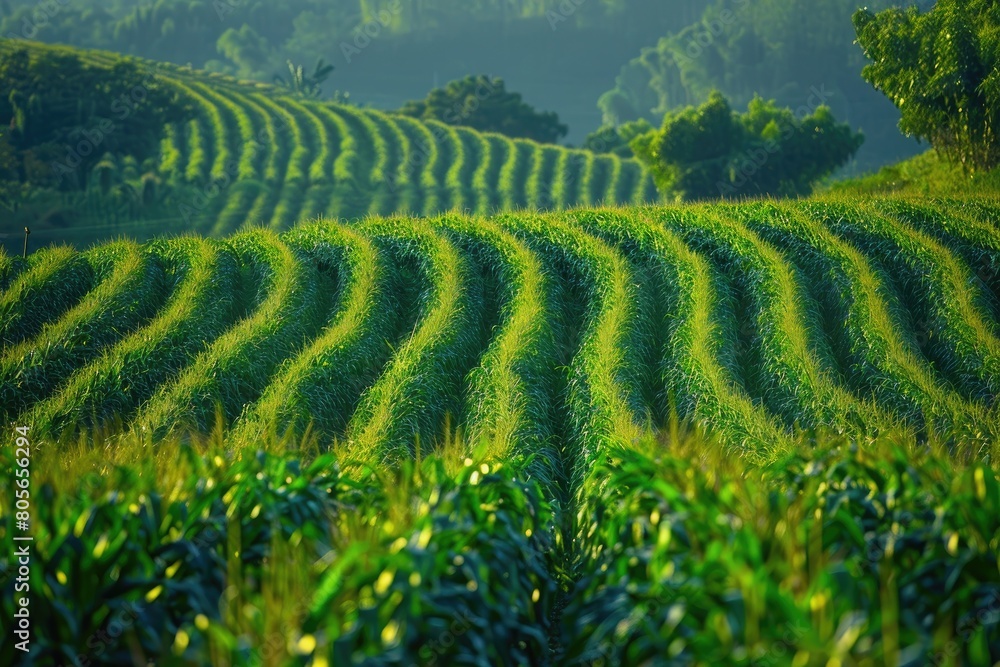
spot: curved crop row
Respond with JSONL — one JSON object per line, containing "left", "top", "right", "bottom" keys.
{"left": 310, "top": 104, "right": 364, "bottom": 218}
{"left": 499, "top": 139, "right": 532, "bottom": 211}
{"left": 159, "top": 122, "right": 185, "bottom": 182}
{"left": 393, "top": 116, "right": 441, "bottom": 215}
{"left": 439, "top": 125, "right": 474, "bottom": 211}
{"left": 453, "top": 127, "right": 483, "bottom": 211}
{"left": 237, "top": 93, "right": 285, "bottom": 229}
{"left": 345, "top": 218, "right": 485, "bottom": 464}
{"left": 824, "top": 202, "right": 1000, "bottom": 405}
{"left": 0, "top": 241, "right": 167, "bottom": 418}
{"left": 574, "top": 209, "right": 792, "bottom": 461}
{"left": 185, "top": 82, "right": 234, "bottom": 186}
{"left": 0, "top": 246, "right": 95, "bottom": 347}
{"left": 253, "top": 93, "right": 313, "bottom": 229}
{"left": 236, "top": 222, "right": 397, "bottom": 442}
{"left": 661, "top": 206, "right": 892, "bottom": 436}
{"left": 338, "top": 105, "right": 390, "bottom": 188}
{"left": 298, "top": 103, "right": 337, "bottom": 220}
{"left": 27, "top": 238, "right": 242, "bottom": 438}
{"left": 768, "top": 201, "right": 993, "bottom": 438}
{"left": 498, "top": 212, "right": 646, "bottom": 487}
{"left": 434, "top": 216, "right": 561, "bottom": 484}
{"left": 131, "top": 230, "right": 325, "bottom": 440}
{"left": 0, "top": 251, "right": 24, "bottom": 292}
{"left": 480, "top": 134, "right": 510, "bottom": 212}
{"left": 199, "top": 83, "right": 267, "bottom": 235}
{"left": 879, "top": 200, "right": 1000, "bottom": 329}
{"left": 526, "top": 146, "right": 561, "bottom": 211}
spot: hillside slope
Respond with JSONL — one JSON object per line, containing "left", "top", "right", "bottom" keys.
{"left": 0, "top": 40, "right": 658, "bottom": 243}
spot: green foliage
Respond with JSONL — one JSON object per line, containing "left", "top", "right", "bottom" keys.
{"left": 828, "top": 150, "right": 1000, "bottom": 197}
{"left": 272, "top": 58, "right": 335, "bottom": 99}
{"left": 4, "top": 427, "right": 998, "bottom": 666}
{"left": 564, "top": 436, "right": 1000, "bottom": 665}
{"left": 0, "top": 40, "right": 658, "bottom": 242}
{"left": 630, "top": 91, "right": 863, "bottom": 200}
{"left": 582, "top": 118, "right": 653, "bottom": 157}
{"left": 397, "top": 75, "right": 568, "bottom": 145}
{"left": 3, "top": 196, "right": 1000, "bottom": 665}
{"left": 853, "top": 0, "right": 1000, "bottom": 172}
{"left": 598, "top": 0, "right": 909, "bottom": 173}
{"left": 0, "top": 45, "right": 191, "bottom": 199}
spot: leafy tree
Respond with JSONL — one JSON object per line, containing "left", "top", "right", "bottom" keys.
{"left": 397, "top": 75, "right": 568, "bottom": 144}
{"left": 631, "top": 91, "right": 863, "bottom": 200}
{"left": 853, "top": 0, "right": 1000, "bottom": 172}
{"left": 597, "top": 0, "right": 911, "bottom": 173}
{"left": 215, "top": 25, "right": 276, "bottom": 81}
{"left": 0, "top": 46, "right": 193, "bottom": 204}
{"left": 583, "top": 119, "right": 653, "bottom": 157}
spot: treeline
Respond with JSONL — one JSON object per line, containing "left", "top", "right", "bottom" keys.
{"left": 596, "top": 0, "right": 931, "bottom": 172}
{"left": 0, "top": 0, "right": 705, "bottom": 83}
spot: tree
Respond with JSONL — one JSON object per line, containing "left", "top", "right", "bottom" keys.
{"left": 853, "top": 0, "right": 1000, "bottom": 172}
{"left": 630, "top": 91, "right": 863, "bottom": 200}
{"left": 216, "top": 25, "right": 275, "bottom": 80}
{"left": 397, "top": 75, "right": 568, "bottom": 144}
{"left": 583, "top": 119, "right": 653, "bottom": 157}
{"left": 0, "top": 47, "right": 193, "bottom": 199}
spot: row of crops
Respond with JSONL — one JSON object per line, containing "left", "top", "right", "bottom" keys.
{"left": 3, "top": 196, "right": 1000, "bottom": 664}
{"left": 4, "top": 198, "right": 1000, "bottom": 454}
{"left": 57, "top": 45, "right": 658, "bottom": 236}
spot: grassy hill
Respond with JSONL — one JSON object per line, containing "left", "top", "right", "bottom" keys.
{"left": 0, "top": 40, "right": 659, "bottom": 249}
{"left": 827, "top": 149, "right": 1000, "bottom": 197}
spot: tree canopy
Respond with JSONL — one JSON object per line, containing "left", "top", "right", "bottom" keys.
{"left": 853, "top": 0, "right": 1000, "bottom": 172}
{"left": 596, "top": 0, "right": 913, "bottom": 173}
{"left": 397, "top": 75, "right": 568, "bottom": 144}
{"left": 0, "top": 46, "right": 192, "bottom": 204}
{"left": 630, "top": 91, "right": 863, "bottom": 200}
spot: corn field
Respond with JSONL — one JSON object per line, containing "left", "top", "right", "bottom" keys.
{"left": 2, "top": 197, "right": 1000, "bottom": 664}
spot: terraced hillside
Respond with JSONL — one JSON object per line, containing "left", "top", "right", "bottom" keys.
{"left": 1, "top": 41, "right": 659, "bottom": 239}
{"left": 5, "top": 198, "right": 999, "bottom": 456}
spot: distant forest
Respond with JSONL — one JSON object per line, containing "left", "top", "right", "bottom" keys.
{"left": 2, "top": 0, "right": 923, "bottom": 170}
{"left": 0, "top": 0, "right": 701, "bottom": 77}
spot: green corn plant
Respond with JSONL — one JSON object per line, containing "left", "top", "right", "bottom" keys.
{"left": 811, "top": 200, "right": 1000, "bottom": 440}
{"left": 498, "top": 211, "right": 646, "bottom": 492}
{"left": 573, "top": 208, "right": 793, "bottom": 462}
{"left": 237, "top": 221, "right": 397, "bottom": 443}
{"left": 453, "top": 127, "right": 481, "bottom": 211}
{"left": 526, "top": 145, "right": 560, "bottom": 210}
{"left": 481, "top": 133, "right": 510, "bottom": 212}
{"left": 739, "top": 201, "right": 966, "bottom": 433}
{"left": 253, "top": 94, "right": 312, "bottom": 229}
{"left": 657, "top": 205, "right": 892, "bottom": 438}
{"left": 468, "top": 131, "right": 494, "bottom": 215}
{"left": 183, "top": 117, "right": 209, "bottom": 185}
{"left": 188, "top": 83, "right": 233, "bottom": 184}
{"left": 433, "top": 215, "right": 562, "bottom": 488}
